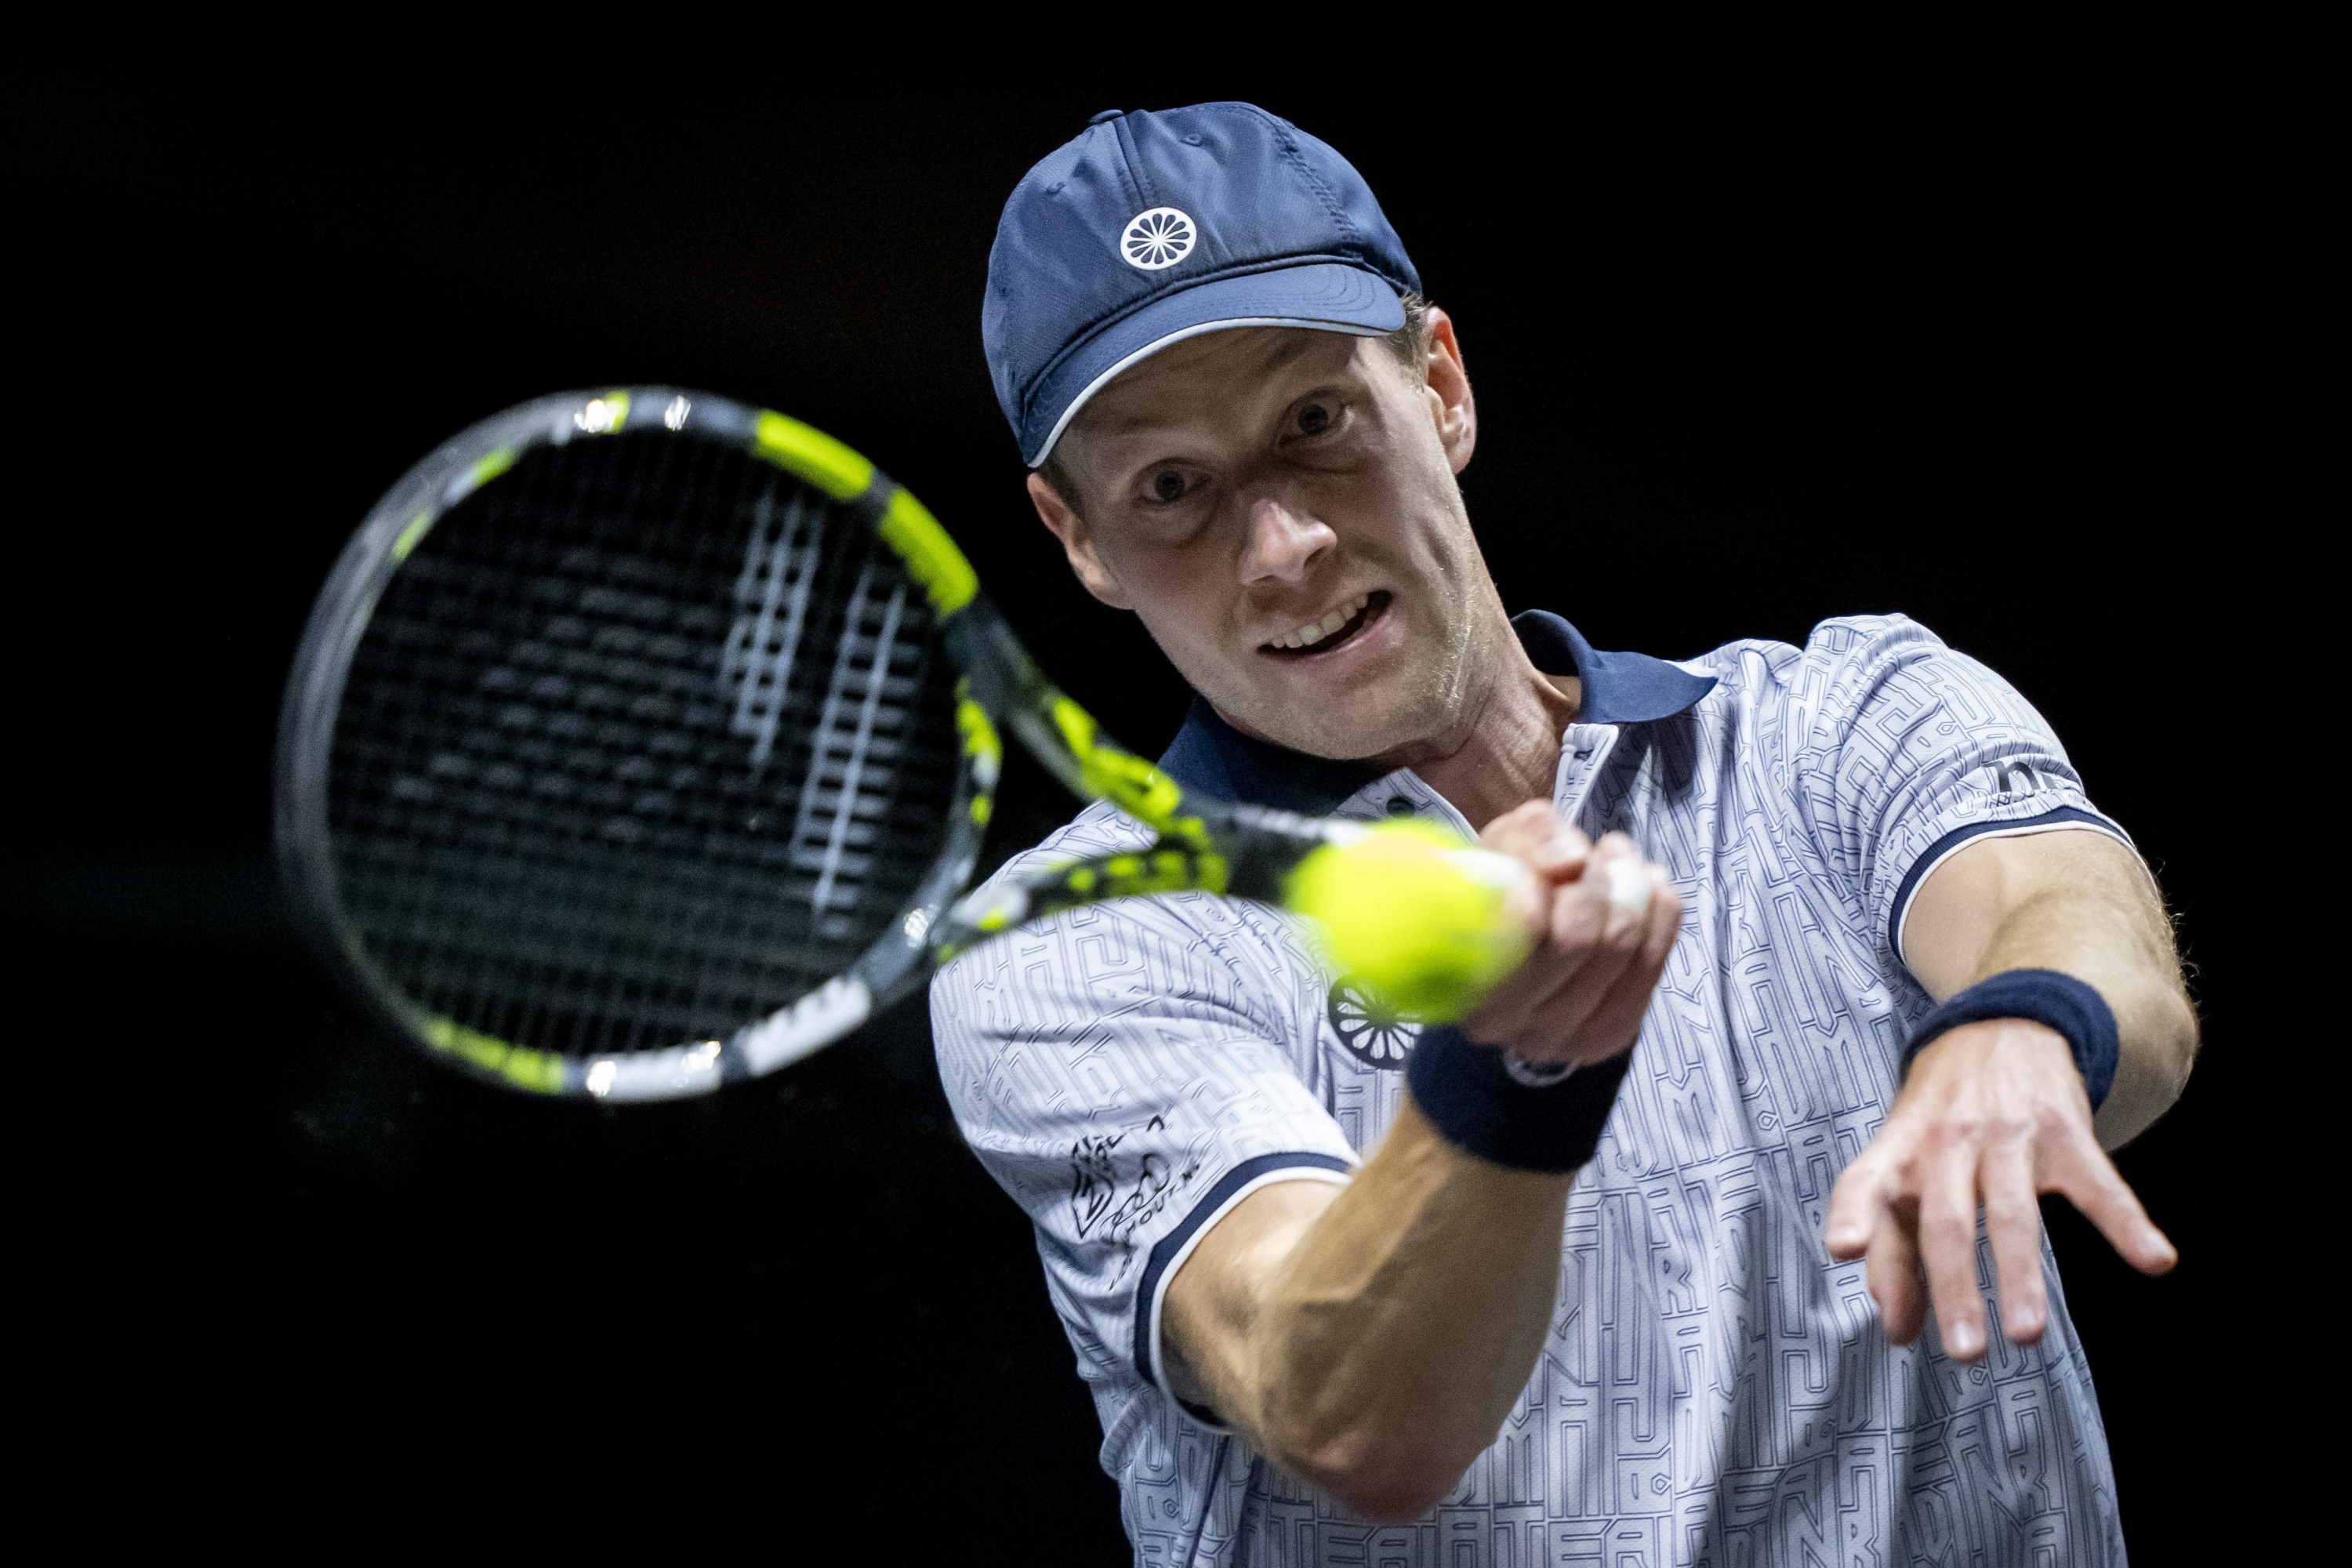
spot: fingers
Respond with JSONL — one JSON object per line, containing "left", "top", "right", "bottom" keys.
{"left": 1635, "top": 870, "right": 1683, "bottom": 975}
{"left": 1532, "top": 830, "right": 1592, "bottom": 879}
{"left": 2042, "top": 1132, "right": 2179, "bottom": 1276}
{"left": 1917, "top": 1130, "right": 1990, "bottom": 1362}
{"left": 1825, "top": 1144, "right": 1896, "bottom": 1261}
{"left": 1526, "top": 840, "right": 1657, "bottom": 1053}
{"left": 1478, "top": 799, "right": 1559, "bottom": 844}
{"left": 1479, "top": 800, "right": 1590, "bottom": 883}
{"left": 1866, "top": 1199, "right": 1928, "bottom": 1345}
{"left": 1457, "top": 818, "right": 1680, "bottom": 1064}
{"left": 1828, "top": 1138, "right": 1929, "bottom": 1344}
{"left": 1586, "top": 835, "right": 1651, "bottom": 937}
{"left": 1980, "top": 1134, "right": 2048, "bottom": 1344}
{"left": 1566, "top": 868, "right": 1684, "bottom": 1059}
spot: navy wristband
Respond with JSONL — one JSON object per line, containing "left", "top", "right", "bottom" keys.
{"left": 1900, "top": 967, "right": 2119, "bottom": 1110}
{"left": 1405, "top": 1025, "right": 1632, "bottom": 1173}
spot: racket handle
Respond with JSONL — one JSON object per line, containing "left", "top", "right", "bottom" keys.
{"left": 931, "top": 840, "right": 1233, "bottom": 963}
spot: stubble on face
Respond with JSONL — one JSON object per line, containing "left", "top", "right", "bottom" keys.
{"left": 1054, "top": 328, "right": 1510, "bottom": 767}
{"left": 1210, "top": 504, "right": 1494, "bottom": 768}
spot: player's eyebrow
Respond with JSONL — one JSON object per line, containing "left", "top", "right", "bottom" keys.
{"left": 1088, "top": 339, "right": 1354, "bottom": 441}
{"left": 1091, "top": 406, "right": 1204, "bottom": 437}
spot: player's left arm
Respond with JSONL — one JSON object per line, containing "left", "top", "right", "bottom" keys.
{"left": 1825, "top": 827, "right": 2196, "bottom": 1361}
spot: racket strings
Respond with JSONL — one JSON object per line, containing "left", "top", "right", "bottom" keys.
{"left": 721, "top": 485, "right": 823, "bottom": 774}
{"left": 327, "top": 429, "right": 960, "bottom": 1058}
{"left": 791, "top": 564, "right": 913, "bottom": 931}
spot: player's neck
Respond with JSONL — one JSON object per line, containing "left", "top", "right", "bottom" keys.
{"left": 1381, "top": 638, "right": 1580, "bottom": 833}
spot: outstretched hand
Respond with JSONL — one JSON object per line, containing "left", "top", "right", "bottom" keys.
{"left": 1824, "top": 1018, "right": 2176, "bottom": 1360}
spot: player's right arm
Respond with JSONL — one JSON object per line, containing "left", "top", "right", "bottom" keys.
{"left": 1161, "top": 804, "right": 1679, "bottom": 1523}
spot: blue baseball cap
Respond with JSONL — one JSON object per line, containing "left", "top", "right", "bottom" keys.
{"left": 983, "top": 103, "right": 1423, "bottom": 467}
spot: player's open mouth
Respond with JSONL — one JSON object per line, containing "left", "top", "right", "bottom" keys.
{"left": 1261, "top": 591, "right": 1389, "bottom": 659}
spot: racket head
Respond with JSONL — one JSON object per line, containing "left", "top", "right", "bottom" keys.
{"left": 276, "top": 389, "right": 996, "bottom": 1100}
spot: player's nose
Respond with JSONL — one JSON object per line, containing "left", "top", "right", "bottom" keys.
{"left": 1236, "top": 495, "right": 1336, "bottom": 586}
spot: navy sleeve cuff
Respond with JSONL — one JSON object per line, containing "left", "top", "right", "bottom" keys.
{"left": 1132, "top": 1152, "right": 1355, "bottom": 1401}
{"left": 1889, "top": 805, "right": 2132, "bottom": 964}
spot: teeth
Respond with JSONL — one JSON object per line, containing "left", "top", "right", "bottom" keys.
{"left": 1276, "top": 593, "right": 1372, "bottom": 651}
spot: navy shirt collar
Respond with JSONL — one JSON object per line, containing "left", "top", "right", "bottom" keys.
{"left": 1508, "top": 611, "right": 1717, "bottom": 725}
{"left": 1155, "top": 610, "right": 1717, "bottom": 816}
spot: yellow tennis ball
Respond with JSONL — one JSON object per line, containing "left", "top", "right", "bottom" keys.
{"left": 1285, "top": 820, "right": 1531, "bottom": 1022}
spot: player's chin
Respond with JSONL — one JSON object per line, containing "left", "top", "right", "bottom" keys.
{"left": 1243, "top": 670, "right": 1428, "bottom": 762}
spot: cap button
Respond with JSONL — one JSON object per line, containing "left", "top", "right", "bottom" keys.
{"left": 1086, "top": 108, "right": 1126, "bottom": 126}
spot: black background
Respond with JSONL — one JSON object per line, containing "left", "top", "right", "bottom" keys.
{"left": 5, "top": 56, "right": 2288, "bottom": 1562}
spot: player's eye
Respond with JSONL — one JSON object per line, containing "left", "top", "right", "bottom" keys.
{"left": 1143, "top": 468, "right": 1191, "bottom": 505}
{"left": 1295, "top": 401, "right": 1335, "bottom": 437}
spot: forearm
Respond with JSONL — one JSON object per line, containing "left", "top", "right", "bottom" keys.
{"left": 1171, "top": 815, "right": 1676, "bottom": 1519}
{"left": 1203, "top": 1096, "right": 1570, "bottom": 1520}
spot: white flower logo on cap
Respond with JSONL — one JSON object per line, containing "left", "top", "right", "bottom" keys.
{"left": 1120, "top": 208, "right": 1196, "bottom": 270}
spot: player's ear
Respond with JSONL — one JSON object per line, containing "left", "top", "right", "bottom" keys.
{"left": 1420, "top": 307, "right": 1476, "bottom": 475}
{"left": 1027, "top": 470, "right": 1134, "bottom": 610}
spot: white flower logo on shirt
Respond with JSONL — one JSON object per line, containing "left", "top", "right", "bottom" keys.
{"left": 1328, "top": 977, "right": 1421, "bottom": 1069}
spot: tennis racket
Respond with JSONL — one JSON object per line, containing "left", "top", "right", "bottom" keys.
{"left": 276, "top": 387, "right": 1527, "bottom": 1101}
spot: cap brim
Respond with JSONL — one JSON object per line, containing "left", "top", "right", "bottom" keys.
{"left": 1022, "top": 262, "right": 1406, "bottom": 466}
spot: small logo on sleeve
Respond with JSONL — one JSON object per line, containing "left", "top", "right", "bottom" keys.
{"left": 1989, "top": 760, "right": 2042, "bottom": 796}
{"left": 1121, "top": 208, "right": 1196, "bottom": 270}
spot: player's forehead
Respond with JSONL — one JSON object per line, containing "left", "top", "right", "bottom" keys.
{"left": 1073, "top": 326, "right": 1371, "bottom": 445}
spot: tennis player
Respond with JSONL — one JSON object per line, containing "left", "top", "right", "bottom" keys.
{"left": 932, "top": 103, "right": 2192, "bottom": 1565}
